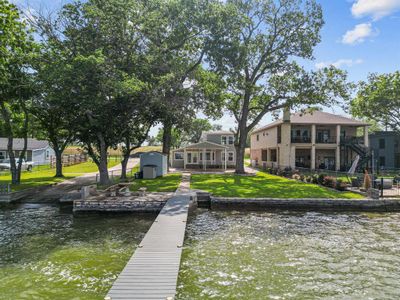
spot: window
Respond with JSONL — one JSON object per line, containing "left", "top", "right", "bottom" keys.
{"left": 187, "top": 153, "right": 192, "bottom": 163}
{"left": 256, "top": 134, "right": 259, "bottom": 141}
{"left": 221, "top": 136, "right": 227, "bottom": 145}
{"left": 206, "top": 152, "right": 211, "bottom": 161}
{"left": 228, "top": 152, "right": 234, "bottom": 162}
{"left": 174, "top": 152, "right": 184, "bottom": 160}
{"left": 46, "top": 150, "right": 50, "bottom": 159}
{"left": 379, "top": 138, "right": 385, "bottom": 149}
{"left": 270, "top": 149, "right": 277, "bottom": 162}
{"left": 379, "top": 156, "right": 386, "bottom": 167}
{"left": 0, "top": 151, "right": 5, "bottom": 160}
{"left": 228, "top": 136, "right": 234, "bottom": 145}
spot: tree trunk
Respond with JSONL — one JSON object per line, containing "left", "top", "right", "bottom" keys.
{"left": 235, "top": 114, "right": 248, "bottom": 174}
{"left": 98, "top": 142, "right": 110, "bottom": 186}
{"left": 235, "top": 137, "right": 247, "bottom": 174}
{"left": 0, "top": 101, "right": 19, "bottom": 184}
{"left": 162, "top": 120, "right": 172, "bottom": 169}
{"left": 120, "top": 153, "right": 129, "bottom": 181}
{"left": 54, "top": 149, "right": 64, "bottom": 177}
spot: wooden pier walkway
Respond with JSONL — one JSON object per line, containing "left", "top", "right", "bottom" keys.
{"left": 106, "top": 190, "right": 193, "bottom": 299}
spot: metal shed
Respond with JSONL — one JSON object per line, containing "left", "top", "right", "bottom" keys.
{"left": 140, "top": 151, "right": 168, "bottom": 177}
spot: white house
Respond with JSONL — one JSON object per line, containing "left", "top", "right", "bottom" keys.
{"left": 0, "top": 138, "right": 55, "bottom": 165}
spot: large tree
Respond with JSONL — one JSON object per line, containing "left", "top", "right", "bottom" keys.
{"left": 30, "top": 48, "right": 77, "bottom": 177}
{"left": 0, "top": 0, "right": 37, "bottom": 184}
{"left": 206, "top": 0, "right": 350, "bottom": 173}
{"left": 143, "top": 0, "right": 223, "bottom": 165}
{"left": 351, "top": 72, "right": 400, "bottom": 132}
{"left": 34, "top": 0, "right": 155, "bottom": 185}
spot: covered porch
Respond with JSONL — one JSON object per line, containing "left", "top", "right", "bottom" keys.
{"left": 182, "top": 141, "right": 230, "bottom": 170}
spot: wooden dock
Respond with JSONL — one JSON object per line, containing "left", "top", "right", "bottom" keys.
{"left": 106, "top": 193, "right": 194, "bottom": 300}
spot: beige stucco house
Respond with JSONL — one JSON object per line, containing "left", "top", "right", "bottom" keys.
{"left": 171, "top": 131, "right": 236, "bottom": 169}
{"left": 250, "top": 110, "right": 369, "bottom": 171}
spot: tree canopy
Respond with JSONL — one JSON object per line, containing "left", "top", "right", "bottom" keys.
{"left": 351, "top": 71, "right": 400, "bottom": 132}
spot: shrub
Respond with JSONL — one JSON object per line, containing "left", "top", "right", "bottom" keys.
{"left": 277, "top": 169, "right": 284, "bottom": 176}
{"left": 282, "top": 166, "right": 293, "bottom": 178}
{"left": 335, "top": 179, "right": 347, "bottom": 191}
{"left": 306, "top": 176, "right": 312, "bottom": 183}
{"left": 312, "top": 174, "right": 319, "bottom": 184}
{"left": 317, "top": 173, "right": 327, "bottom": 185}
{"left": 292, "top": 174, "right": 301, "bottom": 181}
{"left": 364, "top": 170, "right": 371, "bottom": 190}
{"left": 323, "top": 176, "right": 336, "bottom": 188}
{"left": 300, "top": 174, "right": 305, "bottom": 182}
{"left": 266, "top": 168, "right": 272, "bottom": 174}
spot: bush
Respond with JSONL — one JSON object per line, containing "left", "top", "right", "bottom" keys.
{"left": 323, "top": 176, "right": 336, "bottom": 188}
{"left": 311, "top": 174, "right": 319, "bottom": 184}
{"left": 277, "top": 169, "right": 284, "bottom": 176}
{"left": 317, "top": 174, "right": 326, "bottom": 185}
{"left": 292, "top": 174, "right": 301, "bottom": 181}
{"left": 282, "top": 166, "right": 293, "bottom": 178}
{"left": 306, "top": 176, "right": 312, "bottom": 183}
{"left": 335, "top": 179, "right": 347, "bottom": 191}
{"left": 300, "top": 174, "right": 305, "bottom": 182}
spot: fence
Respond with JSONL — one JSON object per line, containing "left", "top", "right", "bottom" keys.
{"left": 0, "top": 184, "right": 11, "bottom": 195}
{"left": 50, "top": 154, "right": 88, "bottom": 168}
{"left": 95, "top": 166, "right": 136, "bottom": 184}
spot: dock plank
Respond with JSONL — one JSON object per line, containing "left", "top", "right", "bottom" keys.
{"left": 106, "top": 194, "right": 193, "bottom": 300}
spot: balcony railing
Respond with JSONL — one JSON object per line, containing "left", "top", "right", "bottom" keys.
{"left": 291, "top": 136, "right": 311, "bottom": 143}
{"left": 316, "top": 136, "right": 337, "bottom": 144}
{"left": 340, "top": 136, "right": 364, "bottom": 145}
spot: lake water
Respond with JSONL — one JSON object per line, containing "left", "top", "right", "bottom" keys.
{"left": 176, "top": 210, "right": 400, "bottom": 299}
{"left": 2, "top": 205, "right": 400, "bottom": 300}
{"left": 0, "top": 204, "right": 154, "bottom": 299}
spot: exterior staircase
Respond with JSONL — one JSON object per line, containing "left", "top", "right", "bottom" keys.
{"left": 341, "top": 137, "right": 372, "bottom": 172}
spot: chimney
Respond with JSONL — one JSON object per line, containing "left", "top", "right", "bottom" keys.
{"left": 283, "top": 107, "right": 290, "bottom": 123}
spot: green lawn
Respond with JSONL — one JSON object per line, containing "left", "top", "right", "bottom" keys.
{"left": 191, "top": 171, "right": 364, "bottom": 199}
{"left": 0, "top": 160, "right": 121, "bottom": 192}
{"left": 130, "top": 173, "right": 182, "bottom": 192}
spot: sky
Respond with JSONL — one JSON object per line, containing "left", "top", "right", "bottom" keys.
{"left": 13, "top": 0, "right": 400, "bottom": 136}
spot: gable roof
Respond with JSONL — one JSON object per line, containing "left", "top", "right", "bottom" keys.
{"left": 173, "top": 140, "right": 228, "bottom": 152}
{"left": 200, "top": 130, "right": 233, "bottom": 141}
{"left": 0, "top": 138, "right": 50, "bottom": 151}
{"left": 252, "top": 111, "right": 369, "bottom": 134}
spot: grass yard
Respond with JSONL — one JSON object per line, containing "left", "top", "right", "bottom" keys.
{"left": 0, "top": 160, "right": 121, "bottom": 192}
{"left": 191, "top": 171, "right": 364, "bottom": 199}
{"left": 130, "top": 173, "right": 182, "bottom": 192}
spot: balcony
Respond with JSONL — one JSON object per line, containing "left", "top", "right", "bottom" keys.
{"left": 340, "top": 136, "right": 364, "bottom": 145}
{"left": 316, "top": 136, "right": 337, "bottom": 144}
{"left": 291, "top": 136, "right": 311, "bottom": 143}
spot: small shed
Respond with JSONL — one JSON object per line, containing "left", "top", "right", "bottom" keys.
{"left": 140, "top": 151, "right": 167, "bottom": 177}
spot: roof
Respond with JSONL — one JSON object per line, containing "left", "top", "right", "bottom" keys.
{"left": 252, "top": 111, "right": 369, "bottom": 134}
{"left": 173, "top": 141, "right": 228, "bottom": 151}
{"left": 0, "top": 138, "right": 50, "bottom": 151}
{"left": 200, "top": 130, "right": 233, "bottom": 141}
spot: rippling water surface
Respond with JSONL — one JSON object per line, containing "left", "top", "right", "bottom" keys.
{"left": 0, "top": 204, "right": 154, "bottom": 299}
{"left": 177, "top": 210, "right": 400, "bottom": 299}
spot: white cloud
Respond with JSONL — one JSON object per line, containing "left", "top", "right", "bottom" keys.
{"left": 315, "top": 59, "right": 363, "bottom": 69}
{"left": 352, "top": 0, "right": 400, "bottom": 20}
{"left": 342, "top": 23, "right": 377, "bottom": 44}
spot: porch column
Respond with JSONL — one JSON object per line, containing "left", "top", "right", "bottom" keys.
{"left": 311, "top": 124, "right": 316, "bottom": 144}
{"left": 335, "top": 147, "right": 340, "bottom": 171}
{"left": 364, "top": 126, "right": 369, "bottom": 146}
{"left": 224, "top": 148, "right": 227, "bottom": 170}
{"left": 336, "top": 125, "right": 341, "bottom": 145}
{"left": 183, "top": 148, "right": 187, "bottom": 169}
{"left": 203, "top": 148, "right": 206, "bottom": 171}
{"left": 311, "top": 124, "right": 316, "bottom": 170}
{"left": 311, "top": 146, "right": 316, "bottom": 170}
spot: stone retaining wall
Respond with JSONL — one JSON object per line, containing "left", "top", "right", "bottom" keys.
{"left": 211, "top": 197, "right": 400, "bottom": 212}
{"left": 73, "top": 199, "right": 167, "bottom": 213}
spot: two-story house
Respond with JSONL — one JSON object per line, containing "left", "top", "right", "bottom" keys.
{"left": 250, "top": 110, "right": 369, "bottom": 171}
{"left": 171, "top": 131, "right": 236, "bottom": 169}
